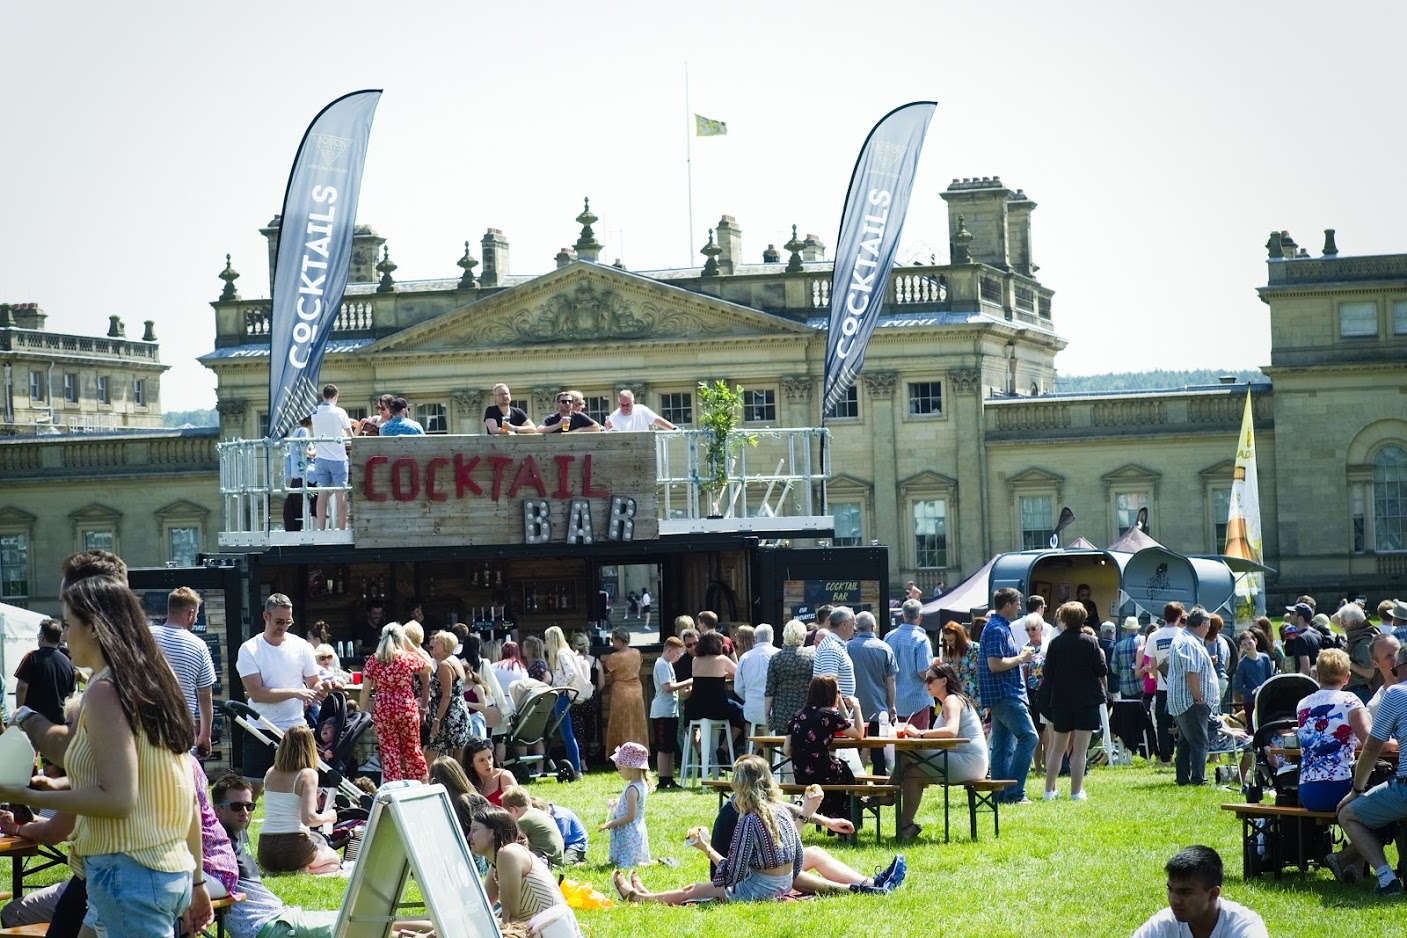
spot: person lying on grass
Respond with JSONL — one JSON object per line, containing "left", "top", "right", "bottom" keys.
{"left": 613, "top": 755, "right": 899, "bottom": 904}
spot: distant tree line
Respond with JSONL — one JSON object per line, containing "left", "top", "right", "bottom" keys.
{"left": 1053, "top": 369, "right": 1269, "bottom": 394}
{"left": 163, "top": 408, "right": 218, "bottom": 428}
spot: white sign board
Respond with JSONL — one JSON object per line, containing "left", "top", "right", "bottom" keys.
{"left": 336, "top": 783, "right": 500, "bottom": 938}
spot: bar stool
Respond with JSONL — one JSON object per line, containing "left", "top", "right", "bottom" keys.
{"left": 680, "top": 718, "right": 736, "bottom": 784}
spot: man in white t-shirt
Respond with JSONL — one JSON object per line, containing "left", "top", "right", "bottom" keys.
{"left": 603, "top": 389, "right": 677, "bottom": 431}
{"left": 1141, "top": 602, "right": 1187, "bottom": 766}
{"left": 309, "top": 383, "right": 354, "bottom": 530}
{"left": 1133, "top": 845, "right": 1267, "bottom": 938}
{"left": 235, "top": 593, "right": 323, "bottom": 790}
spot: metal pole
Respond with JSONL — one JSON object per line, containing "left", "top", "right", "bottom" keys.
{"left": 684, "top": 62, "right": 694, "bottom": 265}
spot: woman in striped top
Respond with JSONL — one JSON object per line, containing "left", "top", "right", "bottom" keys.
{"left": 0, "top": 553, "right": 211, "bottom": 937}
{"left": 614, "top": 754, "right": 804, "bottom": 904}
{"left": 469, "top": 806, "right": 580, "bottom": 931}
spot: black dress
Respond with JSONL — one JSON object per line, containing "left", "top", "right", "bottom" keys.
{"left": 786, "top": 704, "right": 856, "bottom": 819}
{"left": 683, "top": 674, "right": 744, "bottom": 728}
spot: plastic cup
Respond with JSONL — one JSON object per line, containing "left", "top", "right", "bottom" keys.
{"left": 351, "top": 671, "right": 363, "bottom": 685}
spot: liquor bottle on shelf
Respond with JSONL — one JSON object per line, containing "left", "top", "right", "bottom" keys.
{"left": 482, "top": 563, "right": 492, "bottom": 587}
{"left": 470, "top": 567, "right": 480, "bottom": 588}
{"left": 558, "top": 584, "right": 569, "bottom": 609}
{"left": 494, "top": 568, "right": 503, "bottom": 587}
{"left": 428, "top": 577, "right": 436, "bottom": 598}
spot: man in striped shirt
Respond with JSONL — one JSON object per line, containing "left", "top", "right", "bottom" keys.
{"left": 1166, "top": 606, "right": 1217, "bottom": 787}
{"left": 150, "top": 586, "right": 217, "bottom": 757}
{"left": 814, "top": 606, "right": 857, "bottom": 700}
{"left": 1337, "top": 642, "right": 1407, "bottom": 896}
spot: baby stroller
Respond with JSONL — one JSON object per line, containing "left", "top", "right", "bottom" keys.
{"left": 1249, "top": 672, "right": 1319, "bottom": 805}
{"left": 221, "top": 697, "right": 374, "bottom": 823}
{"left": 499, "top": 682, "right": 578, "bottom": 783}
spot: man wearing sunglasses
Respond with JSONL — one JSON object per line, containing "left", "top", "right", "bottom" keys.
{"left": 537, "top": 390, "right": 601, "bottom": 433}
{"left": 211, "top": 772, "right": 340, "bottom": 938}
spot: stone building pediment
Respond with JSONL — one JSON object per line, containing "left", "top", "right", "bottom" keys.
{"left": 369, "top": 263, "right": 813, "bottom": 353}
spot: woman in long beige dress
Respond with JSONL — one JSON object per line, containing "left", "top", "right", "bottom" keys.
{"left": 604, "top": 627, "right": 649, "bottom": 753}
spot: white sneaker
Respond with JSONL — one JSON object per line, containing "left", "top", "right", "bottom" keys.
{"left": 1070, "top": 791, "right": 1088, "bottom": 801}
{"left": 1043, "top": 789, "right": 1061, "bottom": 800}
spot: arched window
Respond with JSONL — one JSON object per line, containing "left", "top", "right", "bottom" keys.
{"left": 1373, "top": 444, "right": 1407, "bottom": 551}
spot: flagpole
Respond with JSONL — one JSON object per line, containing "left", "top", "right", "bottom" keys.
{"left": 684, "top": 61, "right": 695, "bottom": 265}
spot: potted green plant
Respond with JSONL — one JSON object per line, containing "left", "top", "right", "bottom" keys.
{"left": 696, "top": 380, "right": 757, "bottom": 516}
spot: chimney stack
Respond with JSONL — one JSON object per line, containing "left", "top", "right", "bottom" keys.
{"left": 480, "top": 229, "right": 510, "bottom": 287}
{"left": 715, "top": 215, "right": 741, "bottom": 275}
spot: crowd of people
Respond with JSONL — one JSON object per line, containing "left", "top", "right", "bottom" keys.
{"left": 5, "top": 549, "right": 1406, "bottom": 934}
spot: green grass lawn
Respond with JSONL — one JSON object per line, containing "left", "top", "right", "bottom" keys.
{"left": 4, "top": 761, "right": 1401, "bottom": 937}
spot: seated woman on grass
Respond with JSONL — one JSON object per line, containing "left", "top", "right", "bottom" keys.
{"left": 615, "top": 755, "right": 896, "bottom": 904}
{"left": 258, "top": 725, "right": 343, "bottom": 875}
{"left": 706, "top": 760, "right": 905, "bottom": 896}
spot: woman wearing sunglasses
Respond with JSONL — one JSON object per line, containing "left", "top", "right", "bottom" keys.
{"left": 893, "top": 661, "right": 989, "bottom": 842}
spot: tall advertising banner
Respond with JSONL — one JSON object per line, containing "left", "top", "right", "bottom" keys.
{"left": 1224, "top": 390, "right": 1265, "bottom": 630}
{"left": 266, "top": 90, "right": 382, "bottom": 440}
{"left": 821, "top": 101, "right": 936, "bottom": 417}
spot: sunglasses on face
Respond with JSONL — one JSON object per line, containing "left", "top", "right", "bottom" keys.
{"left": 923, "top": 674, "right": 942, "bottom": 685}
{"left": 218, "top": 801, "right": 256, "bottom": 812}
{"left": 684, "top": 641, "right": 697, "bottom": 648}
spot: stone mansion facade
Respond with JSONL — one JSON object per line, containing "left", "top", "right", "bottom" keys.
{"left": 2, "top": 178, "right": 1404, "bottom": 611}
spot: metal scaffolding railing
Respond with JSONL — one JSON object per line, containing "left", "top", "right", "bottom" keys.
{"left": 217, "top": 428, "right": 831, "bottom": 549}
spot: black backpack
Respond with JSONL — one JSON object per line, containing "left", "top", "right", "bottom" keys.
{"left": 1312, "top": 622, "right": 1346, "bottom": 651}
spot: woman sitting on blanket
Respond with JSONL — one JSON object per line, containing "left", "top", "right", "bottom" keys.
{"left": 614, "top": 755, "right": 897, "bottom": 904}
{"left": 705, "top": 761, "right": 905, "bottom": 897}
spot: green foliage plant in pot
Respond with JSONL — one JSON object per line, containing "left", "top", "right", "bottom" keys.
{"left": 696, "top": 380, "right": 758, "bottom": 517}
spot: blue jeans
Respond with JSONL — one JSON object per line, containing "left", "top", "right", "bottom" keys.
{"left": 84, "top": 852, "right": 191, "bottom": 938}
{"left": 553, "top": 694, "right": 581, "bottom": 773}
{"left": 988, "top": 697, "right": 1039, "bottom": 802}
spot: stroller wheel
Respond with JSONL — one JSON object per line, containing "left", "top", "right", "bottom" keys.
{"left": 556, "top": 763, "right": 579, "bottom": 783}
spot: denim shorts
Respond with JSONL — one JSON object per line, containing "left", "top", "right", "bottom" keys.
{"left": 83, "top": 852, "right": 191, "bottom": 938}
{"left": 724, "top": 869, "right": 793, "bottom": 902}
{"left": 1347, "top": 776, "right": 1407, "bottom": 829}
{"left": 310, "top": 458, "right": 348, "bottom": 488}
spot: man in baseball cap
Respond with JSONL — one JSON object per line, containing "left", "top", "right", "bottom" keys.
{"left": 1283, "top": 602, "right": 1319, "bottom": 675}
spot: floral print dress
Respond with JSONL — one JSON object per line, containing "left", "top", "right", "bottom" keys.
{"left": 365, "top": 651, "right": 428, "bottom": 782}
{"left": 786, "top": 704, "right": 855, "bottom": 820}
{"left": 607, "top": 779, "right": 650, "bottom": 867}
{"left": 428, "top": 665, "right": 472, "bottom": 754}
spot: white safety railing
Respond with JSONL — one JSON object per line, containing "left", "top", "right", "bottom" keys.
{"left": 218, "top": 429, "right": 831, "bottom": 548}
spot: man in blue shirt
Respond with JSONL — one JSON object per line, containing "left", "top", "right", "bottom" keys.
{"left": 378, "top": 397, "right": 425, "bottom": 436}
{"left": 848, "top": 611, "right": 898, "bottom": 774}
{"left": 1167, "top": 607, "right": 1217, "bottom": 787}
{"left": 886, "top": 599, "right": 934, "bottom": 730}
{"left": 978, "top": 587, "right": 1037, "bottom": 804}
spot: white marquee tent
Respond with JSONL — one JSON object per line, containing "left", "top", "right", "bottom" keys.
{"left": 1, "top": 602, "right": 45, "bottom": 717}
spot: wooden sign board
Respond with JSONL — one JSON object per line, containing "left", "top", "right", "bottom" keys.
{"left": 351, "top": 434, "right": 659, "bottom": 549}
{"left": 783, "top": 578, "right": 883, "bottom": 621}
{"left": 335, "top": 783, "right": 499, "bottom": 938}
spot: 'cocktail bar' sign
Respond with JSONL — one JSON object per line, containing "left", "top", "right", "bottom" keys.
{"left": 350, "top": 433, "right": 659, "bottom": 548}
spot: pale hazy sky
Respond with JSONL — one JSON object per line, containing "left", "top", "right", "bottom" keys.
{"left": 4, "top": 1, "right": 1405, "bottom": 409}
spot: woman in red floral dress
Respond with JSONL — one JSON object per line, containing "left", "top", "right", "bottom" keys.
{"left": 361, "top": 622, "right": 431, "bottom": 781}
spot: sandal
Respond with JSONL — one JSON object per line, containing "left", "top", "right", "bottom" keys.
{"left": 611, "top": 870, "right": 635, "bottom": 902}
{"left": 630, "top": 870, "right": 646, "bottom": 894}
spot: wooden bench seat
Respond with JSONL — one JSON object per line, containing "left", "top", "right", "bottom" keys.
{"left": 1221, "top": 802, "right": 1338, "bottom": 879}
{"left": 952, "top": 779, "right": 1015, "bottom": 840}
{"left": 702, "top": 778, "right": 900, "bottom": 844}
{"left": 0, "top": 893, "right": 243, "bottom": 938}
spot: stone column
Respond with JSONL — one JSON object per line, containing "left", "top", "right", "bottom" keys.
{"left": 862, "top": 371, "right": 899, "bottom": 583}
{"left": 450, "top": 390, "right": 479, "bottom": 435}
{"left": 216, "top": 398, "right": 248, "bottom": 439}
{"left": 947, "top": 367, "right": 986, "bottom": 568}
{"left": 780, "top": 376, "right": 813, "bottom": 429}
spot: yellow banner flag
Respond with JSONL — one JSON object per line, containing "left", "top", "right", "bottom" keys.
{"left": 1225, "top": 389, "right": 1265, "bottom": 629}
{"left": 695, "top": 114, "right": 727, "bottom": 136}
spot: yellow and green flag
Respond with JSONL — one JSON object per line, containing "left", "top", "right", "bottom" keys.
{"left": 694, "top": 114, "right": 727, "bottom": 136}
{"left": 1225, "top": 389, "right": 1265, "bottom": 630}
